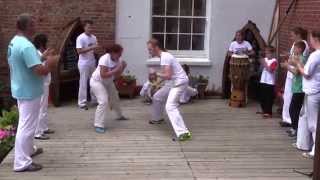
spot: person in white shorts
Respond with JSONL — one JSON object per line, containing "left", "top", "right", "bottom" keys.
{"left": 76, "top": 20, "right": 98, "bottom": 110}
{"left": 147, "top": 38, "right": 192, "bottom": 141}
{"left": 280, "top": 27, "right": 309, "bottom": 128}
{"left": 293, "top": 30, "right": 320, "bottom": 159}
{"left": 90, "top": 44, "right": 128, "bottom": 133}
{"left": 33, "top": 34, "right": 55, "bottom": 140}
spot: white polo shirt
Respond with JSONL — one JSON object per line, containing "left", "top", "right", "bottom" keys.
{"left": 91, "top": 53, "right": 120, "bottom": 84}
{"left": 160, "top": 52, "right": 188, "bottom": 86}
{"left": 303, "top": 49, "right": 320, "bottom": 95}
{"left": 76, "top": 33, "right": 97, "bottom": 67}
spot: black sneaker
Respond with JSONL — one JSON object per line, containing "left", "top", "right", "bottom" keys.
{"left": 15, "top": 163, "right": 43, "bottom": 172}
{"left": 279, "top": 121, "right": 291, "bottom": 127}
{"left": 79, "top": 105, "right": 88, "bottom": 110}
{"left": 149, "top": 119, "right": 164, "bottom": 124}
{"left": 288, "top": 129, "right": 297, "bottom": 137}
{"left": 34, "top": 134, "right": 50, "bottom": 140}
{"left": 116, "top": 116, "right": 129, "bottom": 121}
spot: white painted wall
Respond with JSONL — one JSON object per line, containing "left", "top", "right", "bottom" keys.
{"left": 116, "top": 0, "right": 276, "bottom": 92}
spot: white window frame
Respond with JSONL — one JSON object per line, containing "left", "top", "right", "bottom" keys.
{"left": 150, "top": 0, "right": 211, "bottom": 60}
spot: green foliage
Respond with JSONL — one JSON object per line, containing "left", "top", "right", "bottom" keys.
{"left": 0, "top": 106, "right": 19, "bottom": 129}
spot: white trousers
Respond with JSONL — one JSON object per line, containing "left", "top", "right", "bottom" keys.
{"left": 14, "top": 97, "right": 41, "bottom": 171}
{"left": 179, "top": 86, "right": 198, "bottom": 103}
{"left": 78, "top": 65, "right": 96, "bottom": 107}
{"left": 35, "top": 84, "right": 49, "bottom": 137}
{"left": 282, "top": 75, "right": 292, "bottom": 124}
{"left": 90, "top": 79, "right": 123, "bottom": 128}
{"left": 152, "top": 84, "right": 189, "bottom": 137}
{"left": 296, "top": 93, "right": 320, "bottom": 156}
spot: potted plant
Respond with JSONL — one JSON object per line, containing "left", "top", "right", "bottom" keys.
{"left": 115, "top": 71, "right": 137, "bottom": 98}
{"left": 0, "top": 106, "right": 19, "bottom": 163}
{"left": 190, "top": 75, "right": 209, "bottom": 99}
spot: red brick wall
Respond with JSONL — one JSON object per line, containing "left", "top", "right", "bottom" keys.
{"left": 0, "top": 0, "right": 115, "bottom": 91}
{"left": 279, "top": 0, "right": 320, "bottom": 53}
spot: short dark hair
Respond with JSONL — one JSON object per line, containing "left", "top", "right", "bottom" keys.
{"left": 106, "top": 44, "right": 123, "bottom": 54}
{"left": 16, "top": 13, "right": 33, "bottom": 31}
{"left": 294, "top": 41, "right": 306, "bottom": 52}
{"left": 311, "top": 30, "right": 320, "bottom": 42}
{"left": 182, "top": 64, "right": 190, "bottom": 75}
{"left": 291, "top": 27, "right": 308, "bottom": 40}
{"left": 236, "top": 30, "right": 244, "bottom": 37}
{"left": 33, "top": 34, "right": 48, "bottom": 49}
{"left": 147, "top": 38, "right": 165, "bottom": 50}
{"left": 265, "top": 45, "right": 275, "bottom": 53}
{"left": 82, "top": 20, "right": 93, "bottom": 27}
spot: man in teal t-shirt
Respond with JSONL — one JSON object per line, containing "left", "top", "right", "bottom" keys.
{"left": 8, "top": 13, "right": 58, "bottom": 172}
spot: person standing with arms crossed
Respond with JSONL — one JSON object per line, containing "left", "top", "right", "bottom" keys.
{"left": 76, "top": 20, "right": 98, "bottom": 110}
{"left": 147, "top": 39, "right": 192, "bottom": 141}
{"left": 8, "top": 13, "right": 59, "bottom": 172}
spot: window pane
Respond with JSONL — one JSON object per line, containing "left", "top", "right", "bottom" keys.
{"left": 152, "top": 0, "right": 165, "bottom": 15}
{"left": 180, "top": 0, "right": 193, "bottom": 16}
{"left": 192, "top": 35, "right": 204, "bottom": 50}
{"left": 179, "top": 35, "right": 191, "bottom": 50}
{"left": 193, "top": 18, "right": 206, "bottom": 33}
{"left": 152, "top": 34, "right": 165, "bottom": 49}
{"left": 166, "top": 18, "right": 178, "bottom": 33}
{"left": 167, "top": 0, "right": 179, "bottom": 16}
{"left": 152, "top": 17, "right": 165, "bottom": 33}
{"left": 194, "top": 0, "right": 206, "bottom": 16}
{"left": 179, "top": 18, "right": 192, "bottom": 33}
{"left": 166, "top": 34, "right": 178, "bottom": 50}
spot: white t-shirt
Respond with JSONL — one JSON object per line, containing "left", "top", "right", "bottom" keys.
{"left": 91, "top": 53, "right": 120, "bottom": 84}
{"left": 76, "top": 33, "right": 97, "bottom": 67}
{"left": 260, "top": 58, "right": 277, "bottom": 85}
{"left": 228, "top": 41, "right": 253, "bottom": 55}
{"left": 38, "top": 51, "right": 51, "bottom": 85}
{"left": 303, "top": 49, "right": 320, "bottom": 95}
{"left": 287, "top": 40, "right": 310, "bottom": 79}
{"left": 160, "top": 52, "right": 188, "bottom": 86}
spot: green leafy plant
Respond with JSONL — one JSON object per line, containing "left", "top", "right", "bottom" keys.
{"left": 0, "top": 106, "right": 19, "bottom": 129}
{"left": 0, "top": 106, "right": 18, "bottom": 163}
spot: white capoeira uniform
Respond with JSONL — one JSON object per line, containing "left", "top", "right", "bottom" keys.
{"left": 90, "top": 53, "right": 124, "bottom": 128}
{"left": 282, "top": 41, "right": 309, "bottom": 124}
{"left": 140, "top": 81, "right": 152, "bottom": 99}
{"left": 76, "top": 32, "right": 97, "bottom": 107}
{"left": 151, "top": 52, "right": 190, "bottom": 137}
{"left": 35, "top": 51, "right": 51, "bottom": 138}
{"left": 179, "top": 86, "right": 198, "bottom": 104}
{"left": 296, "top": 49, "right": 320, "bottom": 156}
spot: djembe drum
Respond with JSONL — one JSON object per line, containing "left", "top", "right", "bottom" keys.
{"left": 229, "top": 54, "right": 250, "bottom": 107}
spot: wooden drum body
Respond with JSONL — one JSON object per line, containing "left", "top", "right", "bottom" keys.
{"left": 229, "top": 54, "right": 250, "bottom": 107}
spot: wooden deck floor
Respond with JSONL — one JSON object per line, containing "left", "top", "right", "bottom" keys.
{"left": 0, "top": 99, "right": 313, "bottom": 180}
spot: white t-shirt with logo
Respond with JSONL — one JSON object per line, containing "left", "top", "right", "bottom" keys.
{"left": 303, "top": 50, "right": 320, "bottom": 95}
{"left": 160, "top": 52, "right": 188, "bottom": 86}
{"left": 287, "top": 40, "right": 310, "bottom": 79}
{"left": 91, "top": 53, "right": 120, "bottom": 84}
{"left": 38, "top": 50, "right": 51, "bottom": 86}
{"left": 228, "top": 41, "right": 253, "bottom": 55}
{"left": 260, "top": 58, "right": 277, "bottom": 85}
{"left": 76, "top": 33, "right": 97, "bottom": 67}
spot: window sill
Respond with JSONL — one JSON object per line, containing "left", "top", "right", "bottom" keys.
{"left": 146, "top": 57, "right": 212, "bottom": 66}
